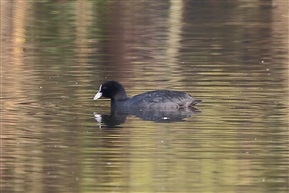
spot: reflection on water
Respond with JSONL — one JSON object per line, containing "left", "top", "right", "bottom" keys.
{"left": 1, "top": 0, "right": 288, "bottom": 193}
{"left": 93, "top": 107, "right": 201, "bottom": 128}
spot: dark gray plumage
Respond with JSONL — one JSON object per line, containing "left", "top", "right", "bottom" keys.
{"left": 93, "top": 81, "right": 202, "bottom": 109}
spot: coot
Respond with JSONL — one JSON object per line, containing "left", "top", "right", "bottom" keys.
{"left": 93, "top": 81, "right": 202, "bottom": 109}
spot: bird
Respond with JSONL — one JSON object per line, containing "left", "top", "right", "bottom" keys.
{"left": 93, "top": 80, "right": 202, "bottom": 109}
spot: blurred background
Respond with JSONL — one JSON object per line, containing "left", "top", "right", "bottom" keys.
{"left": 1, "top": 0, "right": 288, "bottom": 193}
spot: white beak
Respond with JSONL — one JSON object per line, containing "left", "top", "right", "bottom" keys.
{"left": 93, "top": 91, "right": 102, "bottom": 100}
{"left": 93, "top": 85, "right": 102, "bottom": 100}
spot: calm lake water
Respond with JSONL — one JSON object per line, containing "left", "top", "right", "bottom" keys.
{"left": 1, "top": 1, "right": 288, "bottom": 193}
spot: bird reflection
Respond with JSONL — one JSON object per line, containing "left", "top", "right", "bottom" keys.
{"left": 93, "top": 107, "right": 201, "bottom": 128}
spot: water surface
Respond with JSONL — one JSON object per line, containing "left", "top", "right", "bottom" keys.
{"left": 1, "top": 1, "right": 288, "bottom": 193}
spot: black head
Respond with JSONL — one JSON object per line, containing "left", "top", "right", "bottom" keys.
{"left": 93, "top": 81, "right": 128, "bottom": 101}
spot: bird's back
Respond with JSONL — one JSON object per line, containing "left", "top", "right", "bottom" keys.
{"left": 122, "top": 90, "right": 201, "bottom": 109}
